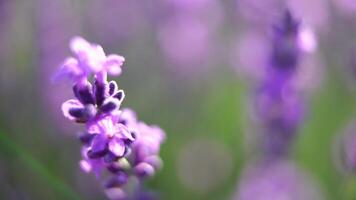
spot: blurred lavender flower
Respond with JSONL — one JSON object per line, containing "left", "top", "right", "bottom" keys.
{"left": 157, "top": 0, "right": 223, "bottom": 77}
{"left": 158, "top": 15, "right": 211, "bottom": 72}
{"left": 234, "top": 160, "right": 324, "bottom": 200}
{"left": 251, "top": 10, "right": 307, "bottom": 157}
{"left": 57, "top": 37, "right": 165, "bottom": 199}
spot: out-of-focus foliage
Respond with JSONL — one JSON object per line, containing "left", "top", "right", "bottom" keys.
{"left": 0, "top": 0, "right": 355, "bottom": 199}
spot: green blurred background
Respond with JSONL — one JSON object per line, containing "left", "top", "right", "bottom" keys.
{"left": 0, "top": 0, "right": 355, "bottom": 199}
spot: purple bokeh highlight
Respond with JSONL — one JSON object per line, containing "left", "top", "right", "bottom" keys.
{"left": 234, "top": 160, "right": 324, "bottom": 200}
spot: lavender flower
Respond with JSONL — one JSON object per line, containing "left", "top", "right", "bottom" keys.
{"left": 57, "top": 36, "right": 165, "bottom": 199}
{"left": 252, "top": 10, "right": 310, "bottom": 157}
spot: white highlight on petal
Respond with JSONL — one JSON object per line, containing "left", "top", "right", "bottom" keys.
{"left": 109, "top": 138, "right": 125, "bottom": 156}
{"left": 70, "top": 36, "right": 91, "bottom": 55}
{"left": 61, "top": 99, "right": 83, "bottom": 121}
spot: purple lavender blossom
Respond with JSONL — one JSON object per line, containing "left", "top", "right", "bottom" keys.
{"left": 57, "top": 37, "right": 165, "bottom": 199}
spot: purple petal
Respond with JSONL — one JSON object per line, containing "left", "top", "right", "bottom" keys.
{"left": 61, "top": 99, "right": 84, "bottom": 121}
{"left": 104, "top": 54, "right": 125, "bottom": 76}
{"left": 108, "top": 137, "right": 125, "bottom": 157}
{"left": 134, "top": 162, "right": 155, "bottom": 178}
{"left": 88, "top": 134, "right": 108, "bottom": 158}
{"left": 54, "top": 57, "right": 83, "bottom": 81}
{"left": 87, "top": 44, "right": 107, "bottom": 73}
{"left": 70, "top": 36, "right": 91, "bottom": 56}
{"left": 117, "top": 123, "right": 135, "bottom": 141}
{"left": 70, "top": 36, "right": 106, "bottom": 73}
{"left": 144, "top": 155, "right": 163, "bottom": 170}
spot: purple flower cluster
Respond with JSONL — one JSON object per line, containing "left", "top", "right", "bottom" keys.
{"left": 253, "top": 10, "right": 306, "bottom": 157}
{"left": 57, "top": 37, "right": 165, "bottom": 199}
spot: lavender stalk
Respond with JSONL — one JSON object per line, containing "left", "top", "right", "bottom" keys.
{"left": 56, "top": 37, "right": 166, "bottom": 200}
{"left": 254, "top": 10, "right": 306, "bottom": 158}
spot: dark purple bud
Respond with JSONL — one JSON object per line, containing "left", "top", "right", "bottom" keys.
{"left": 94, "top": 80, "right": 108, "bottom": 106}
{"left": 69, "top": 108, "right": 86, "bottom": 118}
{"left": 73, "top": 84, "right": 95, "bottom": 105}
{"left": 113, "top": 90, "right": 124, "bottom": 101}
{"left": 69, "top": 105, "right": 96, "bottom": 122}
{"left": 101, "top": 100, "right": 118, "bottom": 113}
{"left": 84, "top": 104, "right": 97, "bottom": 118}
{"left": 109, "top": 81, "right": 118, "bottom": 95}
